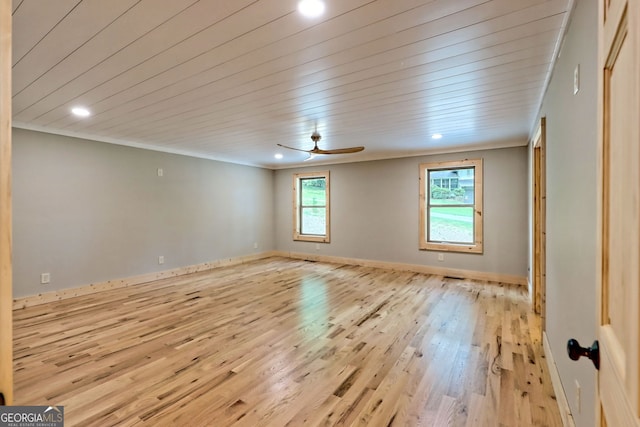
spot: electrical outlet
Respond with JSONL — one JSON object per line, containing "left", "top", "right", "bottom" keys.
{"left": 41, "top": 273, "right": 50, "bottom": 284}
{"left": 574, "top": 64, "right": 580, "bottom": 94}
{"left": 157, "top": 168, "right": 163, "bottom": 177}
{"left": 254, "top": 242, "right": 258, "bottom": 249}
{"left": 575, "top": 380, "right": 581, "bottom": 413}
{"left": 158, "top": 256, "right": 165, "bottom": 265}
{"left": 315, "top": 244, "right": 320, "bottom": 251}
{"left": 437, "top": 253, "right": 444, "bottom": 262}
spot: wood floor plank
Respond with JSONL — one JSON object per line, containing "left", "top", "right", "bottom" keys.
{"left": 13, "top": 257, "right": 562, "bottom": 426}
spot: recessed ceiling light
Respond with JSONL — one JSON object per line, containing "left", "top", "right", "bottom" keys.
{"left": 71, "top": 107, "right": 91, "bottom": 117}
{"left": 298, "top": 0, "right": 325, "bottom": 18}
{"left": 274, "top": 153, "right": 284, "bottom": 160}
{"left": 431, "top": 133, "right": 443, "bottom": 140}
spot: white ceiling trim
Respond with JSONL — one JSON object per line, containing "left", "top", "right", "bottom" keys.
{"left": 12, "top": 121, "right": 264, "bottom": 169}
{"left": 12, "top": 121, "right": 526, "bottom": 170}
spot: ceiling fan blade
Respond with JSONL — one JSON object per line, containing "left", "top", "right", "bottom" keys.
{"left": 312, "top": 146, "right": 365, "bottom": 155}
{"left": 278, "top": 136, "right": 365, "bottom": 156}
{"left": 277, "top": 143, "right": 311, "bottom": 153}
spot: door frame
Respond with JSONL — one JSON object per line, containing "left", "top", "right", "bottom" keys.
{"left": 0, "top": 0, "right": 13, "bottom": 406}
{"left": 532, "top": 118, "right": 547, "bottom": 331}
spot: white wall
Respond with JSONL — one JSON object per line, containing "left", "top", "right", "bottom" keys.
{"left": 12, "top": 128, "right": 275, "bottom": 298}
{"left": 275, "top": 146, "right": 529, "bottom": 277}
{"left": 536, "top": 0, "right": 599, "bottom": 425}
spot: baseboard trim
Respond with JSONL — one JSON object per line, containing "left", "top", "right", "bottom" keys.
{"left": 14, "top": 251, "right": 527, "bottom": 309}
{"left": 543, "top": 332, "right": 576, "bottom": 427}
{"left": 272, "top": 251, "right": 527, "bottom": 286}
{"left": 13, "top": 251, "right": 278, "bottom": 309}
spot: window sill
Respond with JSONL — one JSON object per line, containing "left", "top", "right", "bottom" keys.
{"left": 420, "top": 241, "right": 483, "bottom": 254}
{"left": 294, "top": 234, "right": 330, "bottom": 243}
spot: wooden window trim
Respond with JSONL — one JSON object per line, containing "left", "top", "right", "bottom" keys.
{"left": 293, "top": 171, "right": 330, "bottom": 243}
{"left": 419, "top": 159, "right": 483, "bottom": 253}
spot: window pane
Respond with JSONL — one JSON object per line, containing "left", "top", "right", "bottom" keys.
{"left": 420, "top": 159, "right": 482, "bottom": 253}
{"left": 428, "top": 206, "right": 474, "bottom": 243}
{"left": 301, "top": 207, "right": 326, "bottom": 235}
{"left": 301, "top": 178, "right": 326, "bottom": 206}
{"left": 429, "top": 168, "right": 474, "bottom": 206}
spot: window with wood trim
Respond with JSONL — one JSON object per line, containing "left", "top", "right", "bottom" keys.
{"left": 293, "top": 171, "right": 330, "bottom": 242}
{"left": 419, "top": 159, "right": 483, "bottom": 253}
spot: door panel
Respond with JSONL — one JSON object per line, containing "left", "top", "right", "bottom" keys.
{"left": 598, "top": 0, "right": 640, "bottom": 425}
{"left": 0, "top": 0, "right": 12, "bottom": 406}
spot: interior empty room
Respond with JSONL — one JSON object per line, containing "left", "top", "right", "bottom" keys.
{"left": 1, "top": 0, "right": 639, "bottom": 426}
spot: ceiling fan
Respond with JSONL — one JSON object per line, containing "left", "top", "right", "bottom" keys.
{"left": 277, "top": 131, "right": 364, "bottom": 157}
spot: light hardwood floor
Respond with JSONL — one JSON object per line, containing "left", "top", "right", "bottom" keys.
{"left": 13, "top": 257, "right": 562, "bottom": 426}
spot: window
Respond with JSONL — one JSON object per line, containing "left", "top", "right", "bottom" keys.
{"left": 293, "top": 171, "right": 330, "bottom": 242}
{"left": 419, "top": 159, "right": 483, "bottom": 253}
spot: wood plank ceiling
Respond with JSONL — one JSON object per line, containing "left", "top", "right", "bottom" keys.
{"left": 11, "top": 0, "right": 571, "bottom": 168}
